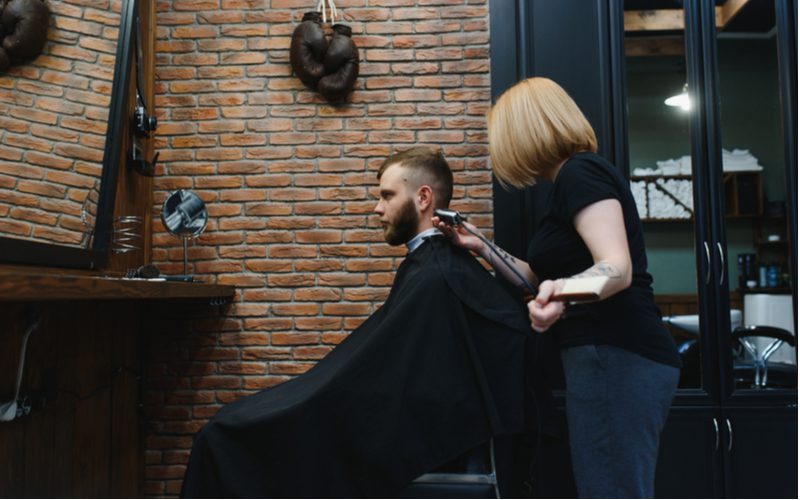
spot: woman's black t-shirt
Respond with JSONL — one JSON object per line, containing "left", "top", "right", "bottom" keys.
{"left": 527, "top": 152, "right": 681, "bottom": 368}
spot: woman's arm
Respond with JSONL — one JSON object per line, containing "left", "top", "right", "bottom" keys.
{"left": 433, "top": 217, "right": 539, "bottom": 295}
{"left": 571, "top": 198, "right": 632, "bottom": 298}
{"left": 478, "top": 234, "right": 540, "bottom": 295}
{"left": 529, "top": 198, "right": 632, "bottom": 332}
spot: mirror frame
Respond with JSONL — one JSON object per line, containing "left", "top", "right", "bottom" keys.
{"left": 0, "top": 0, "right": 137, "bottom": 270}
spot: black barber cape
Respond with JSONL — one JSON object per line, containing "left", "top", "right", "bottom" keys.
{"left": 181, "top": 236, "right": 546, "bottom": 498}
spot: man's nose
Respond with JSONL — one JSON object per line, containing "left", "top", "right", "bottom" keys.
{"left": 374, "top": 200, "right": 384, "bottom": 215}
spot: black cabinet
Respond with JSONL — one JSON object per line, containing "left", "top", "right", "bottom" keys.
{"left": 655, "top": 406, "right": 799, "bottom": 499}
{"left": 489, "top": 0, "right": 797, "bottom": 497}
{"left": 656, "top": 406, "right": 798, "bottom": 499}
{"left": 655, "top": 408, "right": 723, "bottom": 498}
{"left": 722, "top": 407, "right": 798, "bottom": 498}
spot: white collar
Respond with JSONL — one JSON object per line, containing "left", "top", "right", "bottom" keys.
{"left": 405, "top": 228, "right": 442, "bottom": 253}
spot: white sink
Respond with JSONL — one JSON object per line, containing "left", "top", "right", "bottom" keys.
{"left": 663, "top": 309, "right": 743, "bottom": 335}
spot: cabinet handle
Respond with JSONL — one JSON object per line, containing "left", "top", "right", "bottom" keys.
{"left": 725, "top": 418, "right": 733, "bottom": 452}
{"left": 704, "top": 242, "right": 711, "bottom": 285}
{"left": 717, "top": 242, "right": 725, "bottom": 286}
{"left": 712, "top": 417, "right": 720, "bottom": 451}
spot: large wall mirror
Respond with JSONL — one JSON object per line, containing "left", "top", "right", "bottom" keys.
{"left": 623, "top": 0, "right": 796, "bottom": 391}
{"left": 0, "top": 0, "right": 137, "bottom": 269}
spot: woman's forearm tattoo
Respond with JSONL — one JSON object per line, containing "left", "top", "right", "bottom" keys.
{"left": 484, "top": 241, "right": 530, "bottom": 291}
{"left": 573, "top": 262, "right": 622, "bottom": 280}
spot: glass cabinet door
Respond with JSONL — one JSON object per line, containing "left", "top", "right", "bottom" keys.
{"left": 714, "top": 0, "right": 797, "bottom": 394}
{"left": 622, "top": 2, "right": 707, "bottom": 391}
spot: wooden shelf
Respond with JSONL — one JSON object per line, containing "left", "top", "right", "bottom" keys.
{"left": 754, "top": 238, "right": 789, "bottom": 245}
{"left": 631, "top": 174, "right": 693, "bottom": 181}
{"left": 0, "top": 270, "right": 235, "bottom": 302}
{"left": 738, "top": 287, "right": 792, "bottom": 295}
{"left": 633, "top": 171, "right": 766, "bottom": 221}
{"left": 642, "top": 217, "right": 692, "bottom": 223}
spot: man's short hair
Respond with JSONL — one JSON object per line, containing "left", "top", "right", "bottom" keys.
{"left": 377, "top": 147, "right": 453, "bottom": 209}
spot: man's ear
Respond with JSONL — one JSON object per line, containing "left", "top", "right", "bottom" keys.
{"left": 416, "top": 185, "right": 433, "bottom": 211}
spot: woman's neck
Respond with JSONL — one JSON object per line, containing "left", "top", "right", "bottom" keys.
{"left": 548, "top": 158, "right": 569, "bottom": 181}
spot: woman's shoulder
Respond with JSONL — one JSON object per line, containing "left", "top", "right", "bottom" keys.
{"left": 564, "top": 151, "right": 615, "bottom": 171}
{"left": 558, "top": 152, "right": 618, "bottom": 186}
{"left": 551, "top": 152, "right": 627, "bottom": 217}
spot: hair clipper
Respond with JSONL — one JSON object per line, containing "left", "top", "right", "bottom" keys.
{"left": 434, "top": 208, "right": 467, "bottom": 226}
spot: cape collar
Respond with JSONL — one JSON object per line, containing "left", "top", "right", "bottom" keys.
{"left": 405, "top": 228, "right": 442, "bottom": 253}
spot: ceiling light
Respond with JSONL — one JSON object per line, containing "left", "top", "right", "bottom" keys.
{"left": 665, "top": 83, "right": 691, "bottom": 111}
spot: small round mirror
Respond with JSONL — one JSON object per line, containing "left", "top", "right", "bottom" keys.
{"left": 160, "top": 190, "right": 208, "bottom": 281}
{"left": 161, "top": 189, "right": 208, "bottom": 238}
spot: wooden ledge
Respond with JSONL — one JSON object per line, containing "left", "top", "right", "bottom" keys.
{"left": 0, "top": 270, "right": 235, "bottom": 302}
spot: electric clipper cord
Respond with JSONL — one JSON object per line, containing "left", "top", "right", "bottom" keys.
{"left": 434, "top": 209, "right": 538, "bottom": 297}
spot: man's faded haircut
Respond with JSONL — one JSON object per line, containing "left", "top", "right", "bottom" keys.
{"left": 377, "top": 147, "right": 454, "bottom": 209}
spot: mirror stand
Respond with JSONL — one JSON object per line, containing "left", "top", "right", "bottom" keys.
{"left": 161, "top": 190, "right": 208, "bottom": 282}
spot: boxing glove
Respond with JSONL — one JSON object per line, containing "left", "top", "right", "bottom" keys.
{"left": 289, "top": 11, "right": 328, "bottom": 88}
{"left": 0, "top": 48, "right": 9, "bottom": 73}
{"left": 0, "top": 19, "right": 8, "bottom": 72}
{"left": 318, "top": 24, "right": 359, "bottom": 102}
{"left": 1, "top": 0, "right": 49, "bottom": 64}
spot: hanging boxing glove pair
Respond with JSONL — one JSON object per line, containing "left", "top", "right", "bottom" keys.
{"left": 289, "top": 11, "right": 359, "bottom": 103}
{"left": 0, "top": 0, "right": 50, "bottom": 73}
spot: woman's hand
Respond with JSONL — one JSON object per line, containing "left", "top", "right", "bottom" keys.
{"left": 432, "top": 217, "right": 485, "bottom": 254}
{"left": 528, "top": 279, "right": 566, "bottom": 333}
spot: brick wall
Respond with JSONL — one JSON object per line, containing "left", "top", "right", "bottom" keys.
{"left": 0, "top": 0, "right": 120, "bottom": 247}
{"left": 146, "top": 0, "right": 493, "bottom": 495}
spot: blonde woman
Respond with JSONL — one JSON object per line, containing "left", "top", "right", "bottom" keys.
{"left": 435, "top": 77, "right": 680, "bottom": 498}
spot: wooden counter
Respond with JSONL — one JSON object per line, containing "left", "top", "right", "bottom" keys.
{"left": 0, "top": 269, "right": 235, "bottom": 302}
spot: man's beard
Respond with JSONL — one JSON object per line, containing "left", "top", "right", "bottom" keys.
{"left": 383, "top": 197, "right": 419, "bottom": 246}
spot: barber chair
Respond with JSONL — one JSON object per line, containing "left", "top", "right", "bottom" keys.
{"left": 664, "top": 311, "right": 743, "bottom": 387}
{"left": 732, "top": 325, "right": 797, "bottom": 389}
{"left": 400, "top": 438, "right": 502, "bottom": 498}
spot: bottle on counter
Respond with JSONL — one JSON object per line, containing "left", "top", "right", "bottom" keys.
{"left": 767, "top": 264, "right": 780, "bottom": 288}
{"left": 738, "top": 253, "right": 757, "bottom": 289}
{"left": 759, "top": 265, "right": 768, "bottom": 288}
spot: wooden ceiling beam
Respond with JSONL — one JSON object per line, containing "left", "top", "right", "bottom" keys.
{"left": 625, "top": 37, "right": 685, "bottom": 57}
{"left": 716, "top": 0, "right": 749, "bottom": 28}
{"left": 624, "top": 9, "right": 684, "bottom": 32}
{"left": 624, "top": 0, "right": 751, "bottom": 32}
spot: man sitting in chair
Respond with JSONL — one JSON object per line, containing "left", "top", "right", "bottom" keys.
{"left": 181, "top": 147, "right": 553, "bottom": 498}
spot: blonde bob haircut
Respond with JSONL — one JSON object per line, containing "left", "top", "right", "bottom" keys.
{"left": 487, "top": 77, "right": 598, "bottom": 189}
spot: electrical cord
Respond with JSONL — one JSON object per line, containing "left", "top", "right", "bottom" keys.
{"left": 459, "top": 224, "right": 539, "bottom": 297}
{"left": 458, "top": 224, "right": 582, "bottom": 323}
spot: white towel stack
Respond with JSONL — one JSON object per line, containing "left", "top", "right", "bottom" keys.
{"left": 635, "top": 149, "right": 762, "bottom": 177}
{"left": 679, "top": 156, "right": 692, "bottom": 175}
{"left": 655, "top": 160, "right": 678, "bottom": 175}
{"left": 630, "top": 178, "right": 693, "bottom": 220}
{"left": 655, "top": 156, "right": 692, "bottom": 175}
{"left": 647, "top": 182, "right": 692, "bottom": 219}
{"left": 656, "top": 178, "right": 694, "bottom": 212}
{"left": 632, "top": 167, "right": 661, "bottom": 177}
{"left": 656, "top": 158, "right": 681, "bottom": 175}
{"left": 631, "top": 180, "right": 648, "bottom": 217}
{"left": 633, "top": 155, "right": 692, "bottom": 177}
{"left": 722, "top": 149, "right": 763, "bottom": 171}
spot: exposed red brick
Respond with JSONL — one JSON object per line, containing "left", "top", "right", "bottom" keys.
{"left": 134, "top": 2, "right": 494, "bottom": 495}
